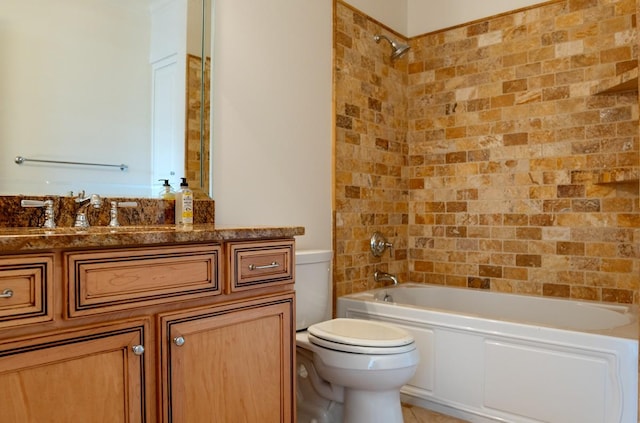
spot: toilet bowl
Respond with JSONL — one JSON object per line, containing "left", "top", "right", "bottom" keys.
{"left": 297, "top": 319, "right": 419, "bottom": 423}
{"left": 295, "top": 250, "right": 419, "bottom": 423}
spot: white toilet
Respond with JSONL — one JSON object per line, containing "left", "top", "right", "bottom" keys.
{"left": 295, "top": 250, "right": 419, "bottom": 423}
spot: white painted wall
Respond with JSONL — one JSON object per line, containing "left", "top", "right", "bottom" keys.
{"left": 211, "top": 0, "right": 333, "bottom": 250}
{"left": 343, "top": 0, "right": 408, "bottom": 35}
{"left": 407, "top": 0, "right": 547, "bottom": 36}
{"left": 344, "top": 0, "right": 546, "bottom": 37}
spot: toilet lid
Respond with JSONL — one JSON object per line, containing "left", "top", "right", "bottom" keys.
{"left": 307, "top": 333, "right": 416, "bottom": 355}
{"left": 307, "top": 318, "right": 414, "bottom": 348}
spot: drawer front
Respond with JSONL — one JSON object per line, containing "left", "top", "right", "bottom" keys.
{"left": 66, "top": 244, "right": 221, "bottom": 317}
{"left": 228, "top": 240, "right": 294, "bottom": 292}
{"left": 0, "top": 255, "right": 53, "bottom": 328}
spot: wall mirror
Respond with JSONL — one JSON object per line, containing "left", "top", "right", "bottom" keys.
{"left": 0, "top": 0, "right": 211, "bottom": 198}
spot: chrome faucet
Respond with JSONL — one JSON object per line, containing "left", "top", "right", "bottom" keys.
{"left": 74, "top": 193, "right": 102, "bottom": 228}
{"left": 374, "top": 271, "right": 399, "bottom": 286}
{"left": 21, "top": 199, "right": 56, "bottom": 228}
{"left": 108, "top": 201, "right": 138, "bottom": 227}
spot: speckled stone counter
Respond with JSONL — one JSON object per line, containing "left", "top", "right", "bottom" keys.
{"left": 0, "top": 225, "right": 305, "bottom": 252}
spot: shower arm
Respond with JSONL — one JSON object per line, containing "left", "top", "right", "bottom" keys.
{"left": 373, "top": 34, "right": 410, "bottom": 60}
{"left": 374, "top": 34, "right": 393, "bottom": 45}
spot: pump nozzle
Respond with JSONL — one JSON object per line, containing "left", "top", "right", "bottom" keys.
{"left": 158, "top": 179, "right": 175, "bottom": 200}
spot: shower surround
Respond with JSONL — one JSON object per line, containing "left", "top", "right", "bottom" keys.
{"left": 334, "top": 0, "right": 640, "bottom": 304}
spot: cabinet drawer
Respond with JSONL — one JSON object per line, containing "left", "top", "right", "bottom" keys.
{"left": 66, "top": 244, "right": 221, "bottom": 317}
{"left": 228, "top": 240, "right": 294, "bottom": 292}
{"left": 0, "top": 255, "right": 53, "bottom": 328}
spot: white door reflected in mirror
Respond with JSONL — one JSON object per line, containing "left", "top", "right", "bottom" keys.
{"left": 0, "top": 0, "right": 211, "bottom": 197}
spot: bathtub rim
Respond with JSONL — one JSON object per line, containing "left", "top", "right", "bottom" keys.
{"left": 339, "top": 282, "right": 639, "bottom": 341}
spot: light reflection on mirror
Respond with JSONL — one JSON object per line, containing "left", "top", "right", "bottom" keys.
{"left": 0, "top": 0, "right": 211, "bottom": 198}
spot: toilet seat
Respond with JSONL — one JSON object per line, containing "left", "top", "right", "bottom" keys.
{"left": 307, "top": 318, "right": 415, "bottom": 354}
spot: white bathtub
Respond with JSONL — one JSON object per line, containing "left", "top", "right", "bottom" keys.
{"left": 337, "top": 283, "right": 639, "bottom": 423}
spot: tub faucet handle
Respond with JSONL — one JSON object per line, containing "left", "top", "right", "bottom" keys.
{"left": 370, "top": 232, "right": 393, "bottom": 257}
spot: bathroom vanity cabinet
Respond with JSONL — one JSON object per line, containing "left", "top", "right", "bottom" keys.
{"left": 0, "top": 229, "right": 299, "bottom": 422}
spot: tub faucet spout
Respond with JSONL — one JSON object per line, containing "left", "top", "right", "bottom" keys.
{"left": 374, "top": 271, "right": 398, "bottom": 286}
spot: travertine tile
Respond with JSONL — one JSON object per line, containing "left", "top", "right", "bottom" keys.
{"left": 334, "top": 0, "right": 638, "bottom": 305}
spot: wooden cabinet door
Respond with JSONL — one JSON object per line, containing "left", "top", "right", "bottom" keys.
{"left": 161, "top": 294, "right": 294, "bottom": 423}
{"left": 0, "top": 321, "right": 148, "bottom": 423}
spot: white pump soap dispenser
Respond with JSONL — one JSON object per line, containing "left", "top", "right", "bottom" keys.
{"left": 175, "top": 177, "right": 193, "bottom": 226}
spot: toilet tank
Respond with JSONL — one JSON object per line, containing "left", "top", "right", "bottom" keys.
{"left": 295, "top": 250, "right": 333, "bottom": 331}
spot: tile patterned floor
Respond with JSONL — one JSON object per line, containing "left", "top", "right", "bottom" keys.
{"left": 401, "top": 403, "right": 469, "bottom": 423}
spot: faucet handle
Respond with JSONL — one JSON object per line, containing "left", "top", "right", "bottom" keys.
{"left": 108, "top": 201, "right": 138, "bottom": 227}
{"left": 75, "top": 193, "right": 102, "bottom": 208}
{"left": 370, "top": 232, "right": 393, "bottom": 257}
{"left": 21, "top": 199, "right": 56, "bottom": 228}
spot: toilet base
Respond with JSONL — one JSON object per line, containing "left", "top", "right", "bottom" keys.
{"left": 296, "top": 330, "right": 418, "bottom": 423}
{"left": 297, "top": 400, "right": 343, "bottom": 423}
{"left": 343, "top": 388, "right": 403, "bottom": 423}
{"left": 297, "top": 346, "right": 344, "bottom": 423}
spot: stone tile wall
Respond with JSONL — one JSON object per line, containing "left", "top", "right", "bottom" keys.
{"left": 334, "top": 3, "right": 410, "bottom": 298}
{"left": 334, "top": 0, "right": 640, "bottom": 304}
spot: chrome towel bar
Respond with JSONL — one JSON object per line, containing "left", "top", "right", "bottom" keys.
{"left": 14, "top": 155, "right": 128, "bottom": 171}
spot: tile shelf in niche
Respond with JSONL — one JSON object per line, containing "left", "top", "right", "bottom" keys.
{"left": 591, "top": 67, "right": 638, "bottom": 95}
{"left": 592, "top": 167, "right": 639, "bottom": 185}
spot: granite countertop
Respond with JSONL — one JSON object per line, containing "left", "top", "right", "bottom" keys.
{"left": 0, "top": 224, "right": 305, "bottom": 252}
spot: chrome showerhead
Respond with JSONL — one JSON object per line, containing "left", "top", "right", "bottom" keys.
{"left": 373, "top": 34, "right": 410, "bottom": 60}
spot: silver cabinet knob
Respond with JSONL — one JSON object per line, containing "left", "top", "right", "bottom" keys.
{"left": 173, "top": 336, "right": 185, "bottom": 347}
{"left": 0, "top": 289, "right": 13, "bottom": 299}
{"left": 132, "top": 345, "right": 145, "bottom": 355}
